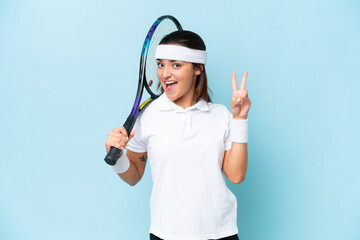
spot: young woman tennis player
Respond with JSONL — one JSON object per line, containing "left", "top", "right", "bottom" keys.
{"left": 105, "top": 30, "right": 251, "bottom": 240}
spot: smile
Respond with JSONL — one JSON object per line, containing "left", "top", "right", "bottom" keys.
{"left": 164, "top": 81, "right": 178, "bottom": 92}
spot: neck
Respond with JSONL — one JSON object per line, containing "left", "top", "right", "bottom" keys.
{"left": 174, "top": 95, "right": 196, "bottom": 109}
{"left": 173, "top": 79, "right": 197, "bottom": 109}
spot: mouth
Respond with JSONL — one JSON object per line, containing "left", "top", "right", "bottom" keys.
{"left": 164, "top": 81, "right": 178, "bottom": 93}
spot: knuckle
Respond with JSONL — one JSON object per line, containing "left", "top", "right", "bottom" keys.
{"left": 122, "top": 129, "right": 128, "bottom": 136}
{"left": 110, "top": 137, "right": 120, "bottom": 144}
{"left": 107, "top": 136, "right": 115, "bottom": 141}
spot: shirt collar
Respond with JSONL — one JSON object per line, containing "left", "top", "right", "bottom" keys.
{"left": 158, "top": 94, "right": 210, "bottom": 112}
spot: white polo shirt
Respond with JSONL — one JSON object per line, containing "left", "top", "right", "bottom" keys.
{"left": 128, "top": 94, "right": 238, "bottom": 240}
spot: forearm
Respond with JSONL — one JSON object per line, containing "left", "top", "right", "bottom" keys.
{"left": 117, "top": 159, "right": 142, "bottom": 186}
{"left": 113, "top": 150, "right": 147, "bottom": 186}
{"left": 223, "top": 143, "right": 248, "bottom": 184}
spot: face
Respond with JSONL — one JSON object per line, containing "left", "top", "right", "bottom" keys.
{"left": 157, "top": 59, "right": 201, "bottom": 108}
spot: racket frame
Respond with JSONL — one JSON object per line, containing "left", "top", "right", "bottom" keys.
{"left": 105, "top": 15, "right": 182, "bottom": 166}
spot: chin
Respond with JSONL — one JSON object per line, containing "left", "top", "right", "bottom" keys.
{"left": 165, "top": 92, "right": 178, "bottom": 102}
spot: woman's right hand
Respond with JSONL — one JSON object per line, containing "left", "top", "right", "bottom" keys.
{"left": 105, "top": 127, "right": 136, "bottom": 155}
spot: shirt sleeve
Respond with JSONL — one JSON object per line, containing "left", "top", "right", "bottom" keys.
{"left": 224, "top": 111, "right": 232, "bottom": 151}
{"left": 127, "top": 116, "right": 147, "bottom": 153}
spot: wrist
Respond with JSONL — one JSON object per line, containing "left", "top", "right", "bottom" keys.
{"left": 112, "top": 152, "right": 130, "bottom": 173}
{"left": 232, "top": 115, "right": 247, "bottom": 120}
{"left": 230, "top": 118, "right": 248, "bottom": 143}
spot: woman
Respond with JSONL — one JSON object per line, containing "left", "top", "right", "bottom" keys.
{"left": 105, "top": 30, "right": 251, "bottom": 240}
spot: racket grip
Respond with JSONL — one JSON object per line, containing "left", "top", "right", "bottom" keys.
{"left": 104, "top": 115, "right": 136, "bottom": 166}
{"left": 104, "top": 147, "right": 122, "bottom": 166}
{"left": 123, "top": 115, "right": 136, "bottom": 136}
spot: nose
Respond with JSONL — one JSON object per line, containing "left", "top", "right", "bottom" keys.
{"left": 162, "top": 65, "right": 172, "bottom": 79}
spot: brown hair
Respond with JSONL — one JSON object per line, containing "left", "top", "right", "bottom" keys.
{"left": 159, "top": 30, "right": 212, "bottom": 102}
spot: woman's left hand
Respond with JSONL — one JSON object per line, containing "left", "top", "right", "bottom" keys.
{"left": 231, "top": 71, "right": 251, "bottom": 119}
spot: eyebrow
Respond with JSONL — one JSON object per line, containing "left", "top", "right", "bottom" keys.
{"left": 156, "top": 59, "right": 178, "bottom": 62}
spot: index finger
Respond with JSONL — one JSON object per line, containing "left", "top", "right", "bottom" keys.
{"left": 113, "top": 127, "right": 128, "bottom": 136}
{"left": 240, "top": 71, "right": 248, "bottom": 90}
{"left": 231, "top": 72, "right": 238, "bottom": 92}
{"left": 119, "top": 126, "right": 128, "bottom": 137}
{"left": 112, "top": 127, "right": 122, "bottom": 133}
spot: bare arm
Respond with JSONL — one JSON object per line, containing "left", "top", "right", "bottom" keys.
{"left": 117, "top": 150, "right": 147, "bottom": 186}
{"left": 224, "top": 71, "right": 251, "bottom": 184}
{"left": 223, "top": 143, "right": 248, "bottom": 184}
{"left": 105, "top": 127, "right": 147, "bottom": 186}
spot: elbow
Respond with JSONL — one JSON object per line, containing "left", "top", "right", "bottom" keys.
{"left": 126, "top": 179, "right": 140, "bottom": 186}
{"left": 118, "top": 174, "right": 140, "bottom": 187}
{"left": 127, "top": 178, "right": 141, "bottom": 186}
{"left": 230, "top": 175, "right": 246, "bottom": 184}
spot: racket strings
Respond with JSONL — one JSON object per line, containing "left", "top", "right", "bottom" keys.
{"left": 145, "top": 19, "right": 180, "bottom": 96}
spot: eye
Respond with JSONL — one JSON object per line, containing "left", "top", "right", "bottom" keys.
{"left": 157, "top": 62, "right": 164, "bottom": 68}
{"left": 173, "top": 63, "right": 181, "bottom": 68}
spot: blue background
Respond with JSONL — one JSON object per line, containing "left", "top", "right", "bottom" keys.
{"left": 1, "top": 0, "right": 359, "bottom": 239}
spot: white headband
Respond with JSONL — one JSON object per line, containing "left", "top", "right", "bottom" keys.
{"left": 155, "top": 45, "right": 207, "bottom": 64}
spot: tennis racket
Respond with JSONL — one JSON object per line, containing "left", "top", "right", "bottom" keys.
{"left": 104, "top": 15, "right": 182, "bottom": 165}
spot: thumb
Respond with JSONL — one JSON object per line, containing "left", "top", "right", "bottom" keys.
{"left": 128, "top": 130, "right": 136, "bottom": 141}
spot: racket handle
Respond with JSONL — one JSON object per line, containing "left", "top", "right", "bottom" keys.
{"left": 104, "top": 115, "right": 136, "bottom": 166}
{"left": 123, "top": 115, "right": 136, "bottom": 135}
{"left": 105, "top": 147, "right": 122, "bottom": 166}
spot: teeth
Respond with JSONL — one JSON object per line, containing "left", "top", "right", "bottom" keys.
{"left": 165, "top": 81, "right": 176, "bottom": 84}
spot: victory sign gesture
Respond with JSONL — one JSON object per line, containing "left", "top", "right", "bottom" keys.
{"left": 231, "top": 71, "right": 251, "bottom": 119}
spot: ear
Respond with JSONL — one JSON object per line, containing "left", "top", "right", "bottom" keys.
{"left": 194, "top": 64, "right": 204, "bottom": 76}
